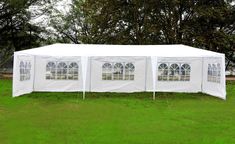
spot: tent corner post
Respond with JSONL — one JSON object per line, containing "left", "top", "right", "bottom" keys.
{"left": 153, "top": 91, "right": 156, "bottom": 100}
{"left": 83, "top": 92, "right": 85, "bottom": 100}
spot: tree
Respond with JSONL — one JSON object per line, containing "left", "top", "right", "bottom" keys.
{"left": 49, "top": 0, "right": 89, "bottom": 44}
{"left": 0, "top": 0, "right": 55, "bottom": 68}
{"left": 185, "top": 0, "right": 235, "bottom": 66}
{"left": 51, "top": 0, "right": 235, "bottom": 64}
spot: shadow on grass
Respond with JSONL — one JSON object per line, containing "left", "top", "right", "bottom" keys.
{"left": 2, "top": 79, "right": 230, "bottom": 102}
{"left": 20, "top": 91, "right": 222, "bottom": 102}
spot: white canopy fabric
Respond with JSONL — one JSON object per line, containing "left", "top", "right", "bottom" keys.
{"left": 13, "top": 44, "right": 226, "bottom": 100}
{"left": 17, "top": 44, "right": 223, "bottom": 57}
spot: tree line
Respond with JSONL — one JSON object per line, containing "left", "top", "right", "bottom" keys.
{"left": 0, "top": 0, "right": 235, "bottom": 68}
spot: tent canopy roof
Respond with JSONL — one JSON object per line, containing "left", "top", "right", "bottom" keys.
{"left": 15, "top": 43, "right": 224, "bottom": 57}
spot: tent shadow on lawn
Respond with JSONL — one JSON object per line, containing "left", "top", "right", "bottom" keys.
{"left": 23, "top": 91, "right": 221, "bottom": 101}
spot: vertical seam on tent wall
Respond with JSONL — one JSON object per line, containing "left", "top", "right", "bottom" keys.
{"left": 144, "top": 57, "right": 147, "bottom": 91}
{"left": 123, "top": 62, "right": 126, "bottom": 80}
{"left": 89, "top": 57, "right": 92, "bottom": 91}
{"left": 156, "top": 57, "right": 158, "bottom": 91}
{"left": 33, "top": 55, "right": 36, "bottom": 91}
{"left": 111, "top": 61, "right": 114, "bottom": 80}
{"left": 201, "top": 57, "right": 204, "bottom": 92}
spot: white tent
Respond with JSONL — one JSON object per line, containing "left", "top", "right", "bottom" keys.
{"left": 13, "top": 44, "right": 226, "bottom": 99}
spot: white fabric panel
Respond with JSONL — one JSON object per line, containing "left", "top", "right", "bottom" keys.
{"left": 202, "top": 56, "right": 226, "bottom": 99}
{"left": 17, "top": 44, "right": 224, "bottom": 57}
{"left": 34, "top": 56, "right": 82, "bottom": 92}
{"left": 90, "top": 57, "right": 146, "bottom": 92}
{"left": 155, "top": 57, "right": 202, "bottom": 93}
{"left": 151, "top": 56, "right": 157, "bottom": 99}
{"left": 12, "top": 44, "right": 226, "bottom": 99}
{"left": 146, "top": 57, "right": 154, "bottom": 90}
{"left": 146, "top": 57, "right": 202, "bottom": 93}
{"left": 13, "top": 53, "right": 35, "bottom": 97}
{"left": 85, "top": 57, "right": 91, "bottom": 91}
{"left": 221, "top": 55, "right": 226, "bottom": 98}
{"left": 81, "top": 56, "right": 88, "bottom": 99}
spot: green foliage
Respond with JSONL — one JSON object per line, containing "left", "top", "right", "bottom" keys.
{"left": 0, "top": 0, "right": 55, "bottom": 67}
{"left": 49, "top": 0, "right": 87, "bottom": 44}
{"left": 1, "top": 0, "right": 234, "bottom": 67}
{"left": 1, "top": 79, "right": 235, "bottom": 143}
{"left": 52, "top": 0, "right": 235, "bottom": 63}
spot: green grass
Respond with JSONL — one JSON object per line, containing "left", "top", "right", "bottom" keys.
{"left": 0, "top": 80, "right": 235, "bottom": 144}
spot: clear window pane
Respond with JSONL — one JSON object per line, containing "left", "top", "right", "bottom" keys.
{"left": 19, "top": 61, "right": 31, "bottom": 81}
{"left": 125, "top": 63, "right": 135, "bottom": 80}
{"left": 113, "top": 63, "right": 124, "bottom": 80}
{"left": 20, "top": 61, "right": 24, "bottom": 81}
{"left": 46, "top": 62, "right": 56, "bottom": 80}
{"left": 180, "top": 64, "right": 191, "bottom": 81}
{"left": 169, "top": 63, "right": 180, "bottom": 81}
{"left": 207, "top": 63, "right": 221, "bottom": 83}
{"left": 57, "top": 62, "right": 68, "bottom": 80}
{"left": 68, "top": 62, "right": 79, "bottom": 80}
{"left": 158, "top": 63, "right": 168, "bottom": 81}
{"left": 102, "top": 63, "right": 112, "bottom": 80}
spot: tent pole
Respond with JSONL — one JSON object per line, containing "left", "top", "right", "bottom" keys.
{"left": 83, "top": 92, "right": 85, "bottom": 100}
{"left": 81, "top": 56, "right": 88, "bottom": 100}
{"left": 201, "top": 57, "right": 204, "bottom": 93}
{"left": 151, "top": 56, "right": 157, "bottom": 101}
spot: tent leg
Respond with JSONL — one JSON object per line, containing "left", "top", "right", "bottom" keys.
{"left": 83, "top": 92, "right": 85, "bottom": 100}
{"left": 153, "top": 91, "right": 156, "bottom": 100}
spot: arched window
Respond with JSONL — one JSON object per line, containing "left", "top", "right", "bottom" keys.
{"left": 19, "top": 61, "right": 31, "bottom": 81}
{"left": 158, "top": 63, "right": 168, "bottom": 81}
{"left": 25, "top": 62, "right": 28, "bottom": 79}
{"left": 207, "top": 63, "right": 221, "bottom": 83}
{"left": 216, "top": 63, "right": 221, "bottom": 83}
{"left": 20, "top": 61, "right": 25, "bottom": 81}
{"left": 212, "top": 64, "right": 217, "bottom": 82}
{"left": 113, "top": 63, "right": 124, "bottom": 80}
{"left": 25, "top": 62, "right": 28, "bottom": 75}
{"left": 25, "top": 62, "right": 31, "bottom": 80}
{"left": 207, "top": 64, "right": 212, "bottom": 82}
{"left": 125, "top": 63, "right": 135, "bottom": 80}
{"left": 57, "top": 62, "right": 67, "bottom": 80}
{"left": 212, "top": 64, "right": 217, "bottom": 75}
{"left": 68, "top": 62, "right": 79, "bottom": 80}
{"left": 208, "top": 64, "right": 212, "bottom": 75}
{"left": 181, "top": 64, "right": 191, "bottom": 81}
{"left": 46, "top": 62, "right": 56, "bottom": 80}
{"left": 28, "top": 62, "right": 31, "bottom": 80}
{"left": 102, "top": 63, "right": 112, "bottom": 80}
{"left": 169, "top": 63, "right": 180, "bottom": 81}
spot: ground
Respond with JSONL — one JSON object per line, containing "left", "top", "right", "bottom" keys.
{"left": 0, "top": 80, "right": 235, "bottom": 144}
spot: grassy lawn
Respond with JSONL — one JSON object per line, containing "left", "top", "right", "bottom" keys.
{"left": 0, "top": 79, "right": 235, "bottom": 144}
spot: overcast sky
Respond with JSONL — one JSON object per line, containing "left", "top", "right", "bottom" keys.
{"left": 29, "top": 0, "right": 72, "bottom": 26}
